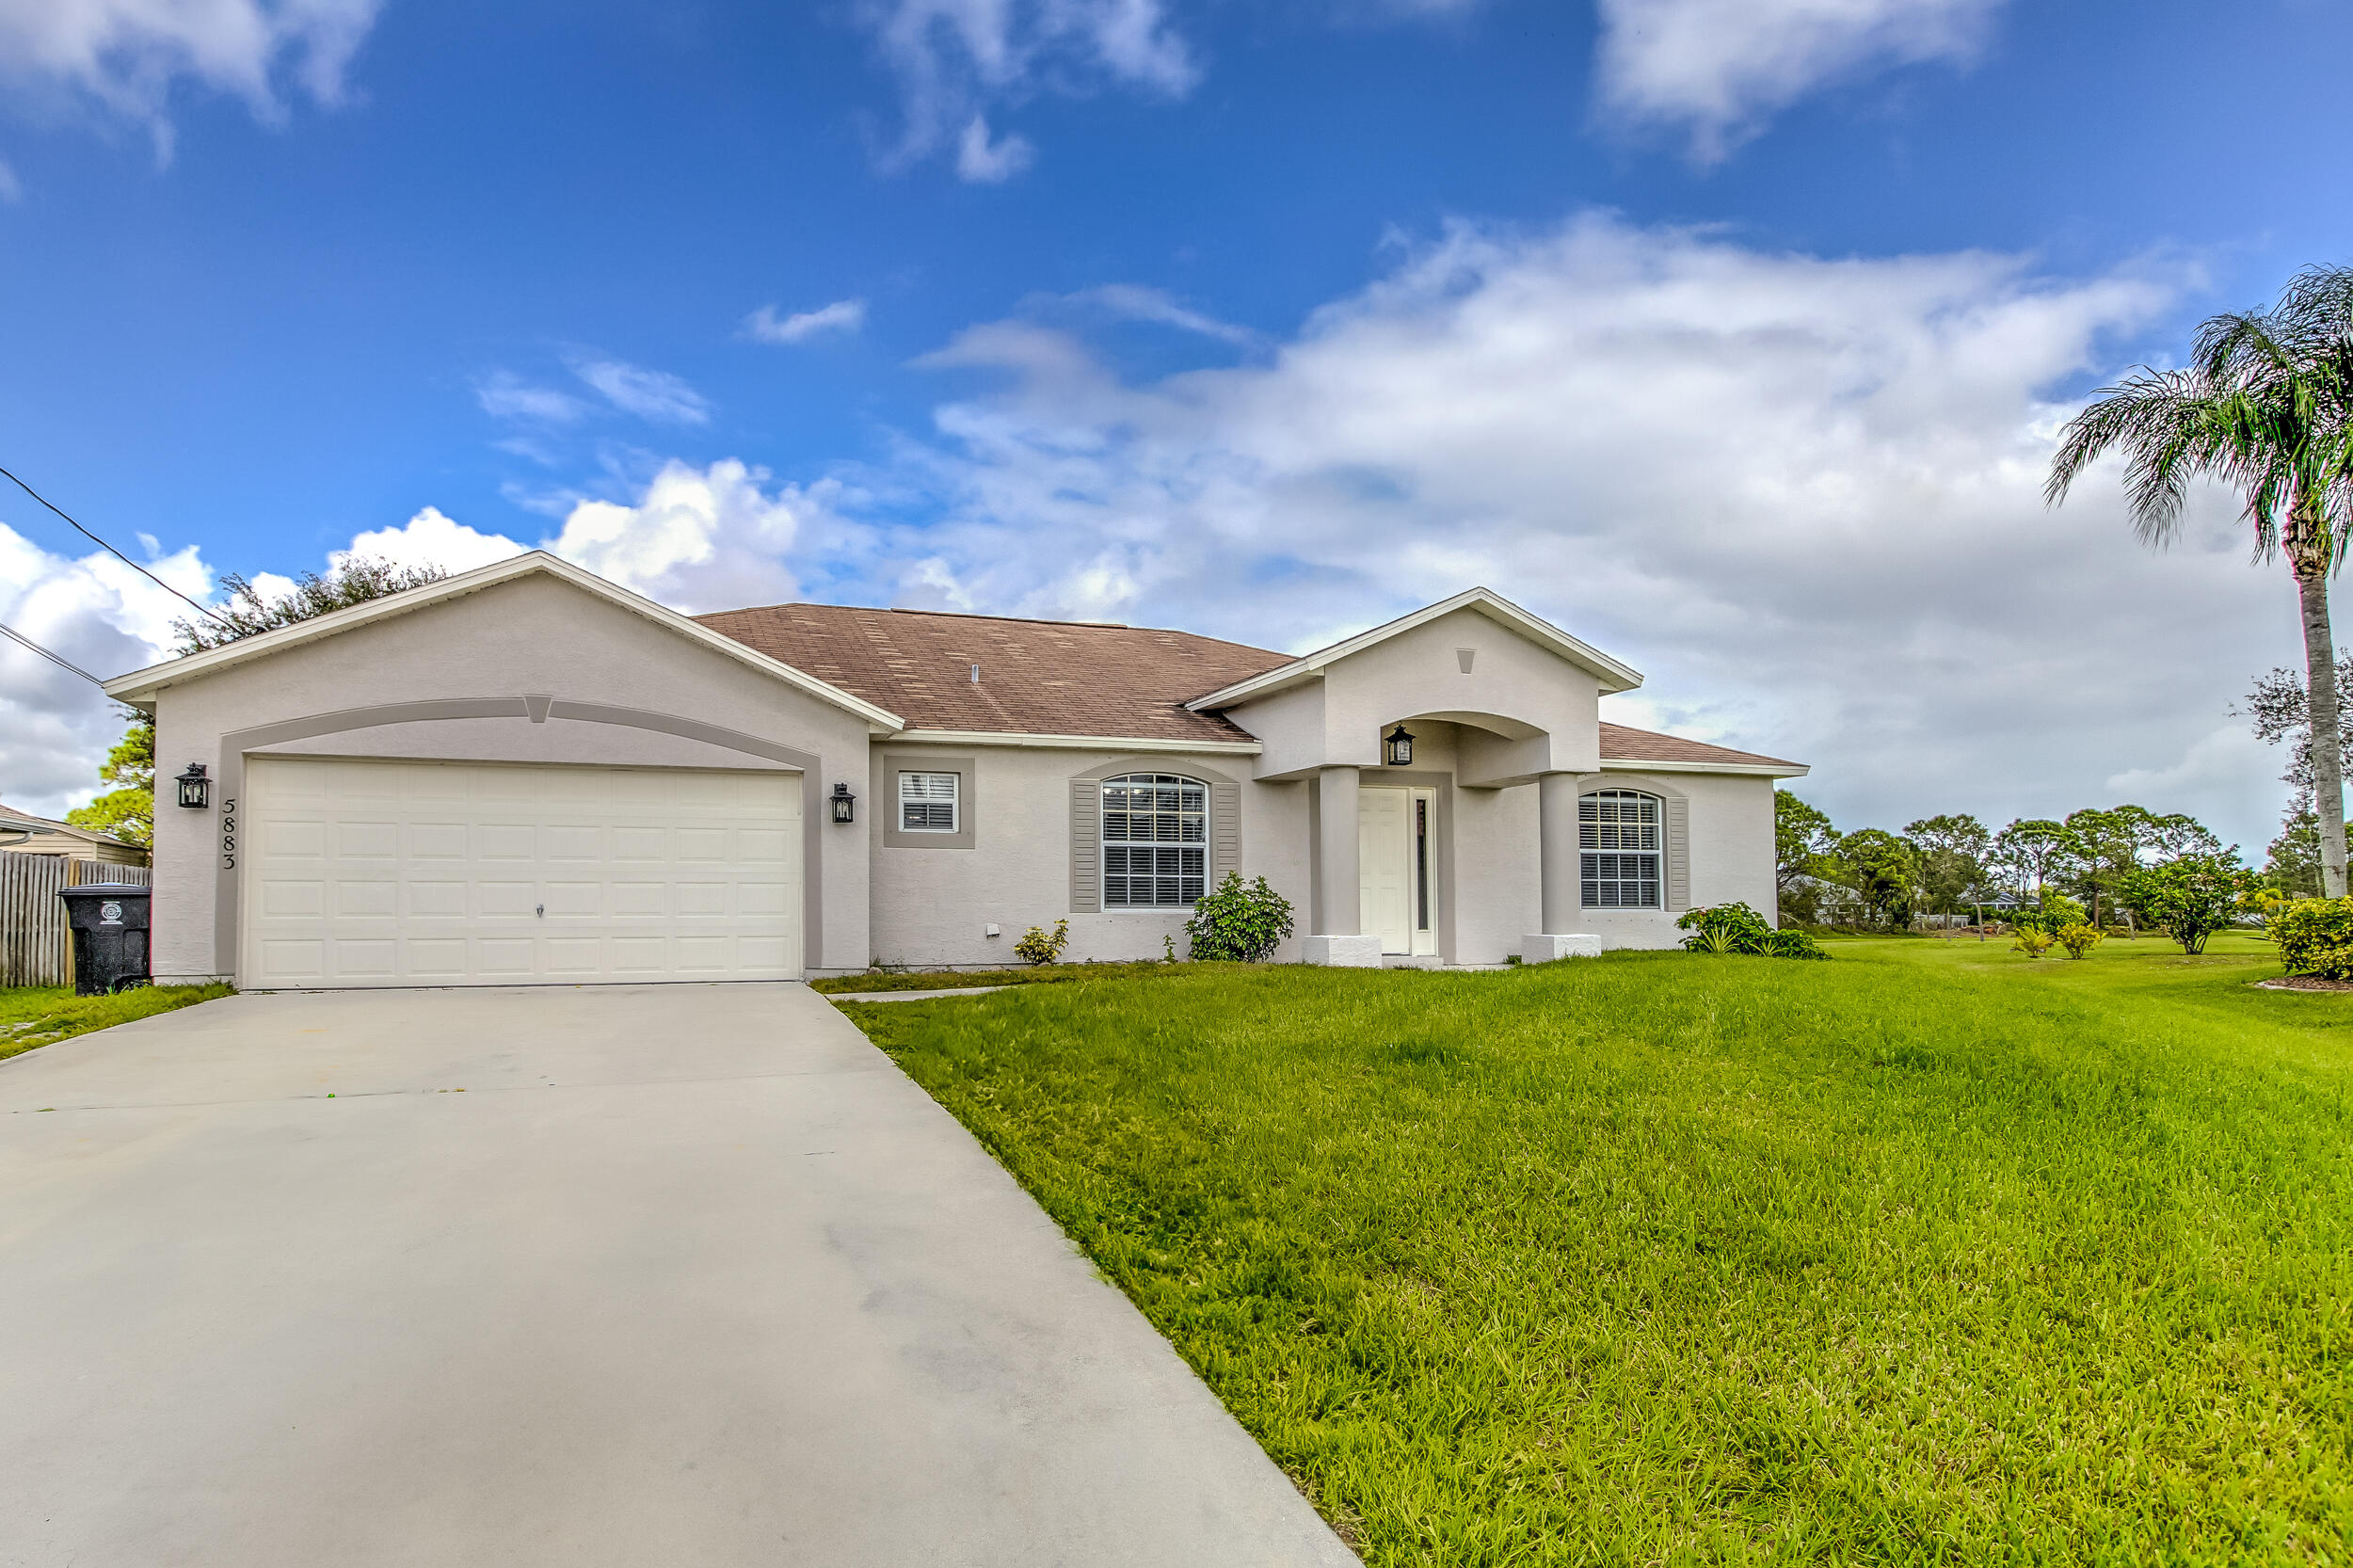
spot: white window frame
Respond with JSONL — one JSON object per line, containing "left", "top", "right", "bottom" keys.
{"left": 1580, "top": 789, "right": 1662, "bottom": 909}
{"left": 1100, "top": 773, "right": 1209, "bottom": 909}
{"left": 898, "top": 771, "right": 960, "bottom": 834}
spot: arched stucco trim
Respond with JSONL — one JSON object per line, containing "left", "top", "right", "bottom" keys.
{"left": 1067, "top": 756, "right": 1242, "bottom": 915}
{"left": 1577, "top": 773, "right": 1690, "bottom": 912}
{"left": 212, "top": 696, "right": 827, "bottom": 978}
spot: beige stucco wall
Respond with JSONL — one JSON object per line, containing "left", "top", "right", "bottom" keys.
{"left": 1561, "top": 770, "right": 1780, "bottom": 950}
{"left": 867, "top": 743, "right": 1310, "bottom": 968}
{"left": 1225, "top": 607, "right": 1604, "bottom": 782}
{"left": 145, "top": 573, "right": 877, "bottom": 984}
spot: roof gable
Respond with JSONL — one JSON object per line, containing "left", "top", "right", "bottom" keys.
{"left": 1185, "top": 587, "right": 1642, "bottom": 712}
{"left": 102, "top": 552, "right": 905, "bottom": 729}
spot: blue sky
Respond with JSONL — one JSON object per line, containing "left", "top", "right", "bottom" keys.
{"left": 5, "top": 0, "right": 2351, "bottom": 853}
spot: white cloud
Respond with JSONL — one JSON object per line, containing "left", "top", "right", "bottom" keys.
{"left": 474, "top": 372, "right": 588, "bottom": 424}
{"left": 855, "top": 0, "right": 1194, "bottom": 180}
{"left": 546, "top": 458, "right": 847, "bottom": 612}
{"left": 846, "top": 214, "right": 2297, "bottom": 849}
{"left": 954, "top": 113, "right": 1033, "bottom": 183}
{"left": 744, "top": 297, "right": 870, "bottom": 345}
{"left": 0, "top": 521, "right": 212, "bottom": 819}
{"left": 566, "top": 356, "right": 712, "bottom": 426}
{"left": 0, "top": 0, "right": 382, "bottom": 161}
{"left": 340, "top": 506, "right": 529, "bottom": 575}
{"left": 1052, "top": 283, "right": 1257, "bottom": 344}
{"left": 1593, "top": 0, "right": 2006, "bottom": 161}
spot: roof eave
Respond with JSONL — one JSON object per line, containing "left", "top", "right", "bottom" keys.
{"left": 1599, "top": 758, "right": 1809, "bottom": 778}
{"left": 102, "top": 552, "right": 907, "bottom": 731}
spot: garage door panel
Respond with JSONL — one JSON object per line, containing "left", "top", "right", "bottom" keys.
{"left": 245, "top": 759, "right": 801, "bottom": 988}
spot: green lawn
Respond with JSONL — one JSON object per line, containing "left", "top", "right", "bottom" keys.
{"left": 845, "top": 934, "right": 2353, "bottom": 1565}
{"left": 0, "top": 984, "right": 233, "bottom": 1062}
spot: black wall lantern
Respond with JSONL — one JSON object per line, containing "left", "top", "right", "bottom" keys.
{"left": 175, "top": 762, "right": 211, "bottom": 809}
{"left": 828, "top": 781, "right": 856, "bottom": 824}
{"left": 1384, "top": 725, "right": 1415, "bottom": 767}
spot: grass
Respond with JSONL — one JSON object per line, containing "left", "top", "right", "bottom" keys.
{"left": 0, "top": 984, "right": 233, "bottom": 1062}
{"left": 810, "top": 960, "right": 1189, "bottom": 994}
{"left": 844, "top": 933, "right": 2353, "bottom": 1565}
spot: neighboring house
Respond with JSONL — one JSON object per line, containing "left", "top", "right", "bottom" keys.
{"left": 0, "top": 803, "right": 150, "bottom": 866}
{"left": 103, "top": 552, "right": 1805, "bottom": 988}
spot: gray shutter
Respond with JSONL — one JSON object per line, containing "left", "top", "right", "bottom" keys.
{"left": 1212, "top": 781, "right": 1241, "bottom": 883}
{"left": 1665, "top": 793, "right": 1690, "bottom": 910}
{"left": 1070, "top": 777, "right": 1101, "bottom": 913}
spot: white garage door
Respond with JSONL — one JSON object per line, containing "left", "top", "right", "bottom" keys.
{"left": 243, "top": 758, "right": 802, "bottom": 989}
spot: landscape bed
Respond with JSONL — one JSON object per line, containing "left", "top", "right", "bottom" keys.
{"left": 809, "top": 960, "right": 1186, "bottom": 994}
{"left": 842, "top": 935, "right": 2353, "bottom": 1565}
{"left": 0, "top": 984, "right": 233, "bottom": 1062}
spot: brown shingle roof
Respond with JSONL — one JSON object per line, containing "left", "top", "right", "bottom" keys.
{"left": 1599, "top": 722, "right": 1800, "bottom": 771}
{"left": 693, "top": 603, "right": 1291, "bottom": 744}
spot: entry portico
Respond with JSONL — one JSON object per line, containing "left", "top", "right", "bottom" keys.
{"left": 110, "top": 555, "right": 1803, "bottom": 985}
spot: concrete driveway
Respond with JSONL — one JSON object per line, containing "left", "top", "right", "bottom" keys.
{"left": 0, "top": 984, "right": 1356, "bottom": 1568}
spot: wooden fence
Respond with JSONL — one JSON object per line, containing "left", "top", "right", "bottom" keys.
{"left": 0, "top": 857, "right": 153, "bottom": 988}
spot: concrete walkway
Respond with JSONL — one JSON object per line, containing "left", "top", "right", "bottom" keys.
{"left": 0, "top": 984, "right": 1356, "bottom": 1568}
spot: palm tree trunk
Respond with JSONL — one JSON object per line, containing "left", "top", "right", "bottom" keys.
{"left": 2296, "top": 552, "right": 2349, "bottom": 898}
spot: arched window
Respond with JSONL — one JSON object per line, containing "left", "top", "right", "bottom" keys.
{"left": 1581, "top": 789, "right": 1661, "bottom": 908}
{"left": 1101, "top": 773, "right": 1208, "bottom": 907}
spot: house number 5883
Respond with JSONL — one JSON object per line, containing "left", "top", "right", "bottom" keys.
{"left": 220, "top": 797, "right": 237, "bottom": 870}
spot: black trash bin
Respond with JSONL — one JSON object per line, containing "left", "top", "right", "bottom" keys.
{"left": 57, "top": 883, "right": 152, "bottom": 997}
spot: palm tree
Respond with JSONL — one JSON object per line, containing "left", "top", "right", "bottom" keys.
{"left": 2047, "top": 265, "right": 2353, "bottom": 897}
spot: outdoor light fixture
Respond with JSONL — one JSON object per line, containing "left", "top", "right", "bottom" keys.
{"left": 1385, "top": 725, "right": 1415, "bottom": 767}
{"left": 175, "top": 762, "right": 210, "bottom": 809}
{"left": 828, "top": 781, "right": 856, "bottom": 824}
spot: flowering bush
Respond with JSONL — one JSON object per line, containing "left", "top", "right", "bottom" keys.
{"left": 2120, "top": 854, "right": 2254, "bottom": 955}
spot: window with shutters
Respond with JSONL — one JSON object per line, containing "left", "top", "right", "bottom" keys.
{"left": 1580, "top": 789, "right": 1661, "bottom": 908}
{"left": 1100, "top": 773, "right": 1207, "bottom": 907}
{"left": 898, "top": 771, "right": 959, "bottom": 833}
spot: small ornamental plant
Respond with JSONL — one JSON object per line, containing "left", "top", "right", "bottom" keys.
{"left": 2011, "top": 927, "right": 2056, "bottom": 959}
{"left": 2054, "top": 922, "right": 2105, "bottom": 960}
{"left": 1674, "top": 904, "right": 1826, "bottom": 959}
{"left": 1013, "top": 918, "right": 1070, "bottom": 967}
{"left": 1185, "top": 873, "right": 1295, "bottom": 963}
{"left": 2268, "top": 896, "right": 2353, "bottom": 979}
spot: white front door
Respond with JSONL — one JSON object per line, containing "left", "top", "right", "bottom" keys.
{"left": 243, "top": 757, "right": 802, "bottom": 989}
{"left": 1359, "top": 786, "right": 1437, "bottom": 956}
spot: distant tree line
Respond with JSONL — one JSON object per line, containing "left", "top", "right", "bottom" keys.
{"left": 1775, "top": 793, "right": 2246, "bottom": 933}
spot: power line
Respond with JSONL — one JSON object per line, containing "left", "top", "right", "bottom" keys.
{"left": 0, "top": 618, "right": 108, "bottom": 690}
{"left": 0, "top": 462, "right": 232, "bottom": 632}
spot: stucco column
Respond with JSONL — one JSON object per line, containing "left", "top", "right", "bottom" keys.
{"left": 1316, "top": 766, "right": 1362, "bottom": 935}
{"left": 1523, "top": 771, "right": 1602, "bottom": 965}
{"left": 1539, "top": 771, "right": 1578, "bottom": 934}
{"left": 1305, "top": 766, "right": 1379, "bottom": 966}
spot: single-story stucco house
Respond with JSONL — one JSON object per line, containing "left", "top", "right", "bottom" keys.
{"left": 0, "top": 803, "right": 150, "bottom": 866}
{"left": 102, "top": 552, "right": 1805, "bottom": 988}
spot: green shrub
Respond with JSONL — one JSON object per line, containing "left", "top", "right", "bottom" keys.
{"left": 1013, "top": 918, "right": 1070, "bottom": 966}
{"left": 2054, "top": 922, "right": 2104, "bottom": 960}
{"left": 1675, "top": 904, "right": 1826, "bottom": 959}
{"left": 2012, "top": 927, "right": 2055, "bottom": 959}
{"left": 1185, "top": 872, "right": 1295, "bottom": 963}
{"left": 2268, "top": 896, "right": 2353, "bottom": 978}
